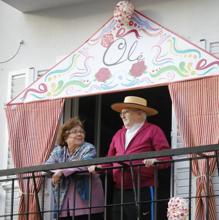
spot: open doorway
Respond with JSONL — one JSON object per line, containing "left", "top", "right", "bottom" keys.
{"left": 79, "top": 85, "right": 171, "bottom": 219}
{"left": 79, "top": 86, "right": 171, "bottom": 154}
{"left": 100, "top": 86, "right": 171, "bottom": 155}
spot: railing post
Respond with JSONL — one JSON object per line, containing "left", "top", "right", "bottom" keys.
{"left": 154, "top": 164, "right": 158, "bottom": 220}
{"left": 214, "top": 151, "right": 219, "bottom": 176}
{"left": 104, "top": 170, "right": 108, "bottom": 220}
{"left": 188, "top": 158, "right": 192, "bottom": 220}
{"left": 129, "top": 161, "right": 138, "bottom": 207}
{"left": 206, "top": 157, "right": 210, "bottom": 220}
{"left": 137, "top": 166, "right": 141, "bottom": 220}
{"left": 170, "top": 161, "right": 175, "bottom": 197}
{"left": 56, "top": 181, "right": 61, "bottom": 220}
{"left": 41, "top": 176, "right": 46, "bottom": 220}
{"left": 88, "top": 174, "right": 92, "bottom": 220}
{"left": 10, "top": 179, "right": 15, "bottom": 220}
{"left": 25, "top": 177, "right": 30, "bottom": 220}
{"left": 120, "top": 166, "right": 124, "bottom": 220}
{"left": 32, "top": 172, "right": 43, "bottom": 220}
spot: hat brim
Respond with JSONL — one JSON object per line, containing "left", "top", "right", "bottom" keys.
{"left": 111, "top": 103, "right": 158, "bottom": 116}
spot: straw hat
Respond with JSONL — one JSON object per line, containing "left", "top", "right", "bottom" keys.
{"left": 111, "top": 96, "right": 158, "bottom": 116}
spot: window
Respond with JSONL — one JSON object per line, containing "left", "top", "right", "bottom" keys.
{"left": 0, "top": 68, "right": 36, "bottom": 219}
{"left": 209, "top": 41, "right": 219, "bottom": 57}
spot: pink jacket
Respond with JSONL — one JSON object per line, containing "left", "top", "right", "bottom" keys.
{"left": 106, "top": 122, "right": 171, "bottom": 189}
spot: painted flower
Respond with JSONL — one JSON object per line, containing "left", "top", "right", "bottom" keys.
{"left": 130, "top": 60, "right": 147, "bottom": 77}
{"left": 101, "top": 33, "right": 114, "bottom": 48}
{"left": 95, "top": 68, "right": 112, "bottom": 82}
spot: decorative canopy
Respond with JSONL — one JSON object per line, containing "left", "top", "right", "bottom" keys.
{"left": 8, "top": 10, "right": 219, "bottom": 104}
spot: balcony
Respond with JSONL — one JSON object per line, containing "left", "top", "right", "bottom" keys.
{"left": 0, "top": 144, "right": 218, "bottom": 220}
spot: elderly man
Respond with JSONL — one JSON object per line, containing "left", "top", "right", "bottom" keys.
{"left": 89, "top": 96, "right": 171, "bottom": 220}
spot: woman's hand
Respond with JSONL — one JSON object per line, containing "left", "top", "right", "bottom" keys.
{"left": 88, "top": 165, "right": 102, "bottom": 173}
{"left": 52, "top": 170, "right": 63, "bottom": 185}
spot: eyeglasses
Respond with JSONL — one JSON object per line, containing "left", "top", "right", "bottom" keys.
{"left": 68, "top": 129, "right": 85, "bottom": 134}
{"left": 120, "top": 109, "right": 139, "bottom": 117}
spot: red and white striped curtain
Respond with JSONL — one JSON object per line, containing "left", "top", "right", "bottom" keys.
{"left": 5, "top": 99, "right": 65, "bottom": 220}
{"left": 169, "top": 76, "right": 219, "bottom": 220}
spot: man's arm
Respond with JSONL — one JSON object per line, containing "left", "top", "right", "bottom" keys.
{"left": 143, "top": 125, "right": 171, "bottom": 168}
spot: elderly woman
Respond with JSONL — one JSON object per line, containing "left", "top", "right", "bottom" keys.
{"left": 46, "top": 117, "right": 104, "bottom": 220}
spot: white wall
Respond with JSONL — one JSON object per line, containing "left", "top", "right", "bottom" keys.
{"left": 137, "top": 0, "right": 219, "bottom": 45}
{"left": 0, "top": 0, "right": 218, "bottom": 167}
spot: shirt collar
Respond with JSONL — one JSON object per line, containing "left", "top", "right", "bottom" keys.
{"left": 126, "top": 122, "right": 144, "bottom": 133}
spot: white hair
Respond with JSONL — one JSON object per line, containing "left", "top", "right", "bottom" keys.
{"left": 140, "top": 111, "right": 147, "bottom": 121}
{"left": 142, "top": 111, "right": 147, "bottom": 120}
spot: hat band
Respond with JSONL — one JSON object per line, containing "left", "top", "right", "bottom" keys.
{"left": 124, "top": 102, "right": 147, "bottom": 108}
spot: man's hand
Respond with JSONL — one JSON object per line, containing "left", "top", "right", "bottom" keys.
{"left": 143, "top": 159, "right": 158, "bottom": 167}
{"left": 88, "top": 165, "right": 102, "bottom": 173}
{"left": 52, "top": 170, "right": 63, "bottom": 185}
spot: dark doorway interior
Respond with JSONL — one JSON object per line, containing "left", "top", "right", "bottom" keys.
{"left": 79, "top": 86, "right": 171, "bottom": 220}
{"left": 79, "top": 86, "right": 172, "bottom": 152}
{"left": 100, "top": 86, "right": 171, "bottom": 155}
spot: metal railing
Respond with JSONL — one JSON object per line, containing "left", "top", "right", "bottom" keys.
{"left": 0, "top": 144, "right": 218, "bottom": 220}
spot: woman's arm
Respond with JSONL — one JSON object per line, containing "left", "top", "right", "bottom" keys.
{"left": 62, "top": 143, "right": 96, "bottom": 177}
